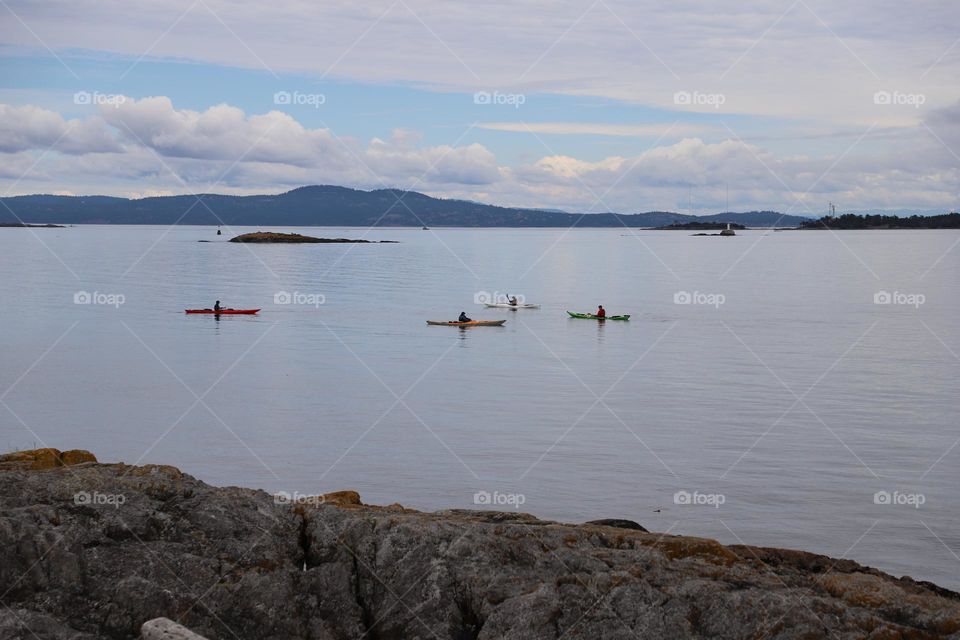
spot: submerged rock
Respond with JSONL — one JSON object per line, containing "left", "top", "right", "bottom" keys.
{"left": 1, "top": 455, "right": 958, "bottom": 639}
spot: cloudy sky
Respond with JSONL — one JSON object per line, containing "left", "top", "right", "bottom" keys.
{"left": 1, "top": 0, "right": 958, "bottom": 213}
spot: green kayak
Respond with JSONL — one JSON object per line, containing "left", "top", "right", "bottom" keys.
{"left": 567, "top": 311, "right": 630, "bottom": 321}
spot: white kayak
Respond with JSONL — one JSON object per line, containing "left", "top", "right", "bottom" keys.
{"left": 483, "top": 303, "right": 540, "bottom": 309}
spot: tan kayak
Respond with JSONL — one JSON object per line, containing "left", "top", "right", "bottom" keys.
{"left": 426, "top": 320, "right": 506, "bottom": 327}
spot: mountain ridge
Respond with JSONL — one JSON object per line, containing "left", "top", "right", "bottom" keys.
{"left": 0, "top": 184, "right": 812, "bottom": 227}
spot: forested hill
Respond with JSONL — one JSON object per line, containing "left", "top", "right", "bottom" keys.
{"left": 0, "top": 185, "right": 808, "bottom": 228}
{"left": 799, "top": 213, "right": 960, "bottom": 229}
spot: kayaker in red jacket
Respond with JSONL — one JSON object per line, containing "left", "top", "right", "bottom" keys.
{"left": 596, "top": 305, "right": 605, "bottom": 318}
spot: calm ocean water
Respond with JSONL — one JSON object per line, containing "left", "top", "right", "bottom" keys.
{"left": 1, "top": 224, "right": 957, "bottom": 589}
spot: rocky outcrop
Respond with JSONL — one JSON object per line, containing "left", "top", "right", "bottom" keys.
{"left": 1, "top": 452, "right": 959, "bottom": 639}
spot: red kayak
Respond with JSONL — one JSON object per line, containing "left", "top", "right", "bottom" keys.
{"left": 185, "top": 309, "right": 260, "bottom": 315}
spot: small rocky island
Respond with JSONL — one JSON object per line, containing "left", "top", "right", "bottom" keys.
{"left": 2, "top": 447, "right": 959, "bottom": 639}
{"left": 0, "top": 222, "right": 65, "bottom": 228}
{"left": 655, "top": 222, "right": 746, "bottom": 231}
{"left": 229, "top": 231, "right": 395, "bottom": 243}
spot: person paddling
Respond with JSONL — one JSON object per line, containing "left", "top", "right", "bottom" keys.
{"left": 214, "top": 300, "right": 222, "bottom": 312}
{"left": 458, "top": 311, "right": 472, "bottom": 323}
{"left": 507, "top": 294, "right": 518, "bottom": 306}
{"left": 596, "top": 305, "right": 606, "bottom": 318}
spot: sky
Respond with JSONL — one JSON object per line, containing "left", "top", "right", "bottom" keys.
{"left": 0, "top": 0, "right": 958, "bottom": 214}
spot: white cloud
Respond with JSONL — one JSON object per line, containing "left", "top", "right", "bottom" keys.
{"left": 477, "top": 122, "right": 713, "bottom": 137}
{"left": 2, "top": 0, "right": 957, "bottom": 128}
{"left": 0, "top": 104, "right": 121, "bottom": 154}
{"left": 1, "top": 98, "right": 958, "bottom": 214}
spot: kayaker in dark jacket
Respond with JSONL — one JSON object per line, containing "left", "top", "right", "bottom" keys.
{"left": 458, "top": 311, "right": 471, "bottom": 322}
{"left": 596, "top": 305, "right": 605, "bottom": 318}
{"left": 214, "top": 300, "right": 222, "bottom": 312}
{"left": 507, "top": 295, "right": 518, "bottom": 306}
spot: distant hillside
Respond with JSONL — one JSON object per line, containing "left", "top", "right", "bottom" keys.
{"left": 0, "top": 185, "right": 810, "bottom": 228}
{"left": 799, "top": 213, "right": 960, "bottom": 229}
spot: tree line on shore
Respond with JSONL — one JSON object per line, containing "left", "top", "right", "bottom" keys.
{"left": 799, "top": 212, "right": 960, "bottom": 229}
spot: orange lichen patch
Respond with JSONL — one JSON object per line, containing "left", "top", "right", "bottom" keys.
{"left": 60, "top": 449, "right": 98, "bottom": 465}
{"left": 0, "top": 448, "right": 64, "bottom": 469}
{"left": 0, "top": 448, "right": 98, "bottom": 469}
{"left": 818, "top": 573, "right": 960, "bottom": 634}
{"left": 638, "top": 536, "right": 739, "bottom": 565}
{"left": 288, "top": 491, "right": 366, "bottom": 515}
{"left": 320, "top": 490, "right": 362, "bottom": 506}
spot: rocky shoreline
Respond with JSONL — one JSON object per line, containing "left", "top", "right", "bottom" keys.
{"left": 2, "top": 448, "right": 958, "bottom": 639}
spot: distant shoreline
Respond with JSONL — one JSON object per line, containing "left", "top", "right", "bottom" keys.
{"left": 798, "top": 212, "right": 960, "bottom": 230}
{"left": 2, "top": 187, "right": 956, "bottom": 229}
{"left": 9, "top": 222, "right": 960, "bottom": 231}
